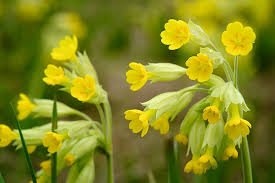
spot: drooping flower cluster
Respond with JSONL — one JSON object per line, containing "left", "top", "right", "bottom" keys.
{"left": 125, "top": 19, "right": 255, "bottom": 174}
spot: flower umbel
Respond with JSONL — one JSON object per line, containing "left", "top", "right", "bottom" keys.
{"left": 221, "top": 21, "right": 256, "bottom": 56}
{"left": 51, "top": 35, "right": 78, "bottom": 61}
{"left": 17, "top": 93, "right": 36, "bottom": 120}
{"left": 43, "top": 64, "right": 67, "bottom": 86}
{"left": 42, "top": 132, "right": 64, "bottom": 153}
{"left": 0, "top": 124, "right": 17, "bottom": 147}
{"left": 126, "top": 62, "right": 150, "bottom": 91}
{"left": 160, "top": 19, "right": 190, "bottom": 50}
{"left": 186, "top": 53, "right": 213, "bottom": 82}
{"left": 70, "top": 75, "right": 96, "bottom": 102}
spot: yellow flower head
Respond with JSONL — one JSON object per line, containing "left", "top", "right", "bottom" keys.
{"left": 124, "top": 109, "right": 155, "bottom": 137}
{"left": 151, "top": 113, "right": 170, "bottom": 135}
{"left": 224, "top": 104, "right": 252, "bottom": 140}
{"left": 222, "top": 144, "right": 238, "bottom": 160}
{"left": 198, "top": 149, "right": 217, "bottom": 171}
{"left": 0, "top": 124, "right": 17, "bottom": 147}
{"left": 42, "top": 132, "right": 64, "bottom": 153}
{"left": 160, "top": 19, "right": 190, "bottom": 50}
{"left": 17, "top": 93, "right": 36, "bottom": 120}
{"left": 126, "top": 62, "right": 150, "bottom": 91}
{"left": 184, "top": 156, "right": 204, "bottom": 175}
{"left": 203, "top": 106, "right": 220, "bottom": 124}
{"left": 51, "top": 35, "right": 78, "bottom": 61}
{"left": 70, "top": 75, "right": 96, "bottom": 102}
{"left": 43, "top": 64, "right": 67, "bottom": 86}
{"left": 175, "top": 133, "right": 188, "bottom": 145}
{"left": 221, "top": 21, "right": 256, "bottom": 56}
{"left": 186, "top": 53, "right": 213, "bottom": 82}
{"left": 40, "top": 160, "right": 51, "bottom": 175}
{"left": 64, "top": 153, "right": 75, "bottom": 166}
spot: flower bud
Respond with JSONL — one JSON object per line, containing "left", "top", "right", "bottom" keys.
{"left": 188, "top": 20, "right": 211, "bottom": 46}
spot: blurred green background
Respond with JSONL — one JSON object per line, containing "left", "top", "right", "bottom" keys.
{"left": 1, "top": 0, "right": 275, "bottom": 182}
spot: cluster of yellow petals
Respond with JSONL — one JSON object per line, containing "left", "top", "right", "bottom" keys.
{"left": 203, "top": 105, "right": 220, "bottom": 124}
{"left": 184, "top": 157, "right": 204, "bottom": 175}
{"left": 175, "top": 133, "right": 188, "bottom": 145}
{"left": 0, "top": 124, "right": 17, "bottom": 147}
{"left": 126, "top": 62, "right": 150, "bottom": 91}
{"left": 221, "top": 21, "right": 256, "bottom": 56}
{"left": 124, "top": 109, "right": 154, "bottom": 137}
{"left": 186, "top": 53, "right": 213, "bottom": 82}
{"left": 160, "top": 19, "right": 190, "bottom": 50}
{"left": 43, "top": 64, "right": 67, "bottom": 86}
{"left": 51, "top": 35, "right": 78, "bottom": 61}
{"left": 17, "top": 93, "right": 36, "bottom": 120}
{"left": 42, "top": 132, "right": 64, "bottom": 153}
{"left": 222, "top": 144, "right": 238, "bottom": 160}
{"left": 40, "top": 160, "right": 51, "bottom": 175}
{"left": 70, "top": 75, "right": 96, "bottom": 102}
{"left": 151, "top": 113, "right": 170, "bottom": 135}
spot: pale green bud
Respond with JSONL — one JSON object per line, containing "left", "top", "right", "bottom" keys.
{"left": 145, "top": 63, "right": 186, "bottom": 83}
{"left": 202, "top": 119, "right": 224, "bottom": 149}
{"left": 188, "top": 119, "right": 206, "bottom": 156}
{"left": 211, "top": 82, "right": 249, "bottom": 111}
{"left": 188, "top": 20, "right": 211, "bottom": 46}
{"left": 200, "top": 47, "right": 225, "bottom": 68}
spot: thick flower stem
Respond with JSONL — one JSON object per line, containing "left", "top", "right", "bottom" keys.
{"left": 241, "top": 137, "right": 253, "bottom": 183}
{"left": 166, "top": 138, "right": 180, "bottom": 183}
{"left": 233, "top": 56, "right": 239, "bottom": 89}
{"left": 51, "top": 94, "right": 58, "bottom": 183}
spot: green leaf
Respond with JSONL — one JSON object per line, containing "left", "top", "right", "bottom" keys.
{"left": 0, "top": 173, "right": 6, "bottom": 183}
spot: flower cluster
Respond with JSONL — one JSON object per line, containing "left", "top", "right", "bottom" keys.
{"left": 125, "top": 19, "right": 255, "bottom": 174}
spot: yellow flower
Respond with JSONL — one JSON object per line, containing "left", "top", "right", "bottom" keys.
{"left": 126, "top": 62, "right": 150, "bottom": 91}
{"left": 222, "top": 144, "right": 238, "bottom": 160}
{"left": 151, "top": 113, "right": 170, "bottom": 135}
{"left": 64, "top": 153, "right": 75, "bottom": 166}
{"left": 17, "top": 93, "right": 36, "bottom": 120}
{"left": 198, "top": 148, "right": 217, "bottom": 171}
{"left": 40, "top": 160, "right": 51, "bottom": 175}
{"left": 51, "top": 35, "right": 78, "bottom": 61}
{"left": 42, "top": 132, "right": 64, "bottom": 153}
{"left": 175, "top": 133, "right": 188, "bottom": 145}
{"left": 221, "top": 21, "right": 256, "bottom": 56}
{"left": 224, "top": 104, "right": 252, "bottom": 140}
{"left": 203, "top": 106, "right": 220, "bottom": 124}
{"left": 70, "top": 75, "right": 96, "bottom": 102}
{"left": 42, "top": 64, "right": 67, "bottom": 86}
{"left": 160, "top": 19, "right": 190, "bottom": 50}
{"left": 0, "top": 124, "right": 17, "bottom": 147}
{"left": 186, "top": 53, "right": 213, "bottom": 82}
{"left": 124, "top": 109, "right": 155, "bottom": 137}
{"left": 184, "top": 156, "right": 204, "bottom": 175}
{"left": 27, "top": 145, "right": 37, "bottom": 154}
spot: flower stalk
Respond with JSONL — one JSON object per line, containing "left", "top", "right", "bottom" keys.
{"left": 51, "top": 93, "right": 58, "bottom": 183}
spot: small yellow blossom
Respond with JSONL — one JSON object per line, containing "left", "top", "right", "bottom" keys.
{"left": 42, "top": 132, "right": 64, "bottom": 153}
{"left": 124, "top": 109, "right": 155, "bottom": 137}
{"left": 203, "top": 106, "right": 220, "bottom": 123}
{"left": 40, "top": 160, "right": 51, "bottom": 175}
{"left": 221, "top": 21, "right": 256, "bottom": 56}
{"left": 17, "top": 93, "right": 36, "bottom": 120}
{"left": 186, "top": 53, "right": 213, "bottom": 82}
{"left": 0, "top": 124, "right": 17, "bottom": 147}
{"left": 222, "top": 144, "right": 238, "bottom": 160}
{"left": 151, "top": 113, "right": 170, "bottom": 135}
{"left": 70, "top": 75, "right": 96, "bottom": 102}
{"left": 27, "top": 145, "right": 37, "bottom": 154}
{"left": 184, "top": 156, "right": 204, "bottom": 175}
{"left": 175, "top": 133, "right": 188, "bottom": 145}
{"left": 65, "top": 153, "right": 75, "bottom": 166}
{"left": 126, "top": 62, "right": 150, "bottom": 91}
{"left": 160, "top": 19, "right": 190, "bottom": 50}
{"left": 224, "top": 104, "right": 252, "bottom": 140}
{"left": 51, "top": 35, "right": 78, "bottom": 61}
{"left": 198, "top": 149, "right": 217, "bottom": 171}
{"left": 43, "top": 64, "right": 67, "bottom": 86}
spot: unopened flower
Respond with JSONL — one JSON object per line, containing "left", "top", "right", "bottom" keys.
{"left": 222, "top": 144, "right": 238, "bottom": 160}
{"left": 42, "top": 132, "right": 64, "bottom": 153}
{"left": 17, "top": 93, "right": 36, "bottom": 120}
{"left": 0, "top": 124, "right": 17, "bottom": 147}
{"left": 160, "top": 19, "right": 190, "bottom": 50}
{"left": 186, "top": 53, "right": 213, "bottom": 82}
{"left": 221, "top": 21, "right": 256, "bottom": 56}
{"left": 43, "top": 64, "right": 67, "bottom": 86}
{"left": 51, "top": 35, "right": 78, "bottom": 61}
{"left": 70, "top": 75, "right": 96, "bottom": 102}
{"left": 40, "top": 160, "right": 51, "bottom": 175}
{"left": 175, "top": 133, "right": 188, "bottom": 145}
{"left": 126, "top": 62, "right": 150, "bottom": 91}
{"left": 124, "top": 109, "right": 155, "bottom": 137}
{"left": 151, "top": 113, "right": 169, "bottom": 135}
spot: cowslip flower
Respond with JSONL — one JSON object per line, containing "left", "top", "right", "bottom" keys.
{"left": 43, "top": 64, "right": 67, "bottom": 86}
{"left": 184, "top": 156, "right": 204, "bottom": 175}
{"left": 124, "top": 109, "right": 155, "bottom": 137}
{"left": 27, "top": 145, "right": 37, "bottom": 154}
{"left": 151, "top": 113, "right": 169, "bottom": 135}
{"left": 51, "top": 35, "right": 78, "bottom": 61}
{"left": 175, "top": 133, "right": 188, "bottom": 145}
{"left": 224, "top": 104, "right": 252, "bottom": 140}
{"left": 70, "top": 75, "right": 96, "bottom": 102}
{"left": 198, "top": 148, "right": 217, "bottom": 172}
{"left": 221, "top": 21, "right": 256, "bottom": 56}
{"left": 160, "top": 19, "right": 190, "bottom": 50}
{"left": 202, "top": 106, "right": 220, "bottom": 124}
{"left": 40, "top": 160, "right": 51, "bottom": 175}
{"left": 17, "top": 93, "right": 36, "bottom": 120}
{"left": 186, "top": 53, "right": 213, "bottom": 82}
{"left": 65, "top": 153, "right": 75, "bottom": 166}
{"left": 222, "top": 144, "right": 238, "bottom": 160}
{"left": 0, "top": 124, "right": 17, "bottom": 147}
{"left": 42, "top": 132, "right": 64, "bottom": 153}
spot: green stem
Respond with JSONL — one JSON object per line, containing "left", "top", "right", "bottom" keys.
{"left": 51, "top": 94, "right": 58, "bottom": 183}
{"left": 166, "top": 138, "right": 180, "bottom": 183}
{"left": 233, "top": 56, "right": 239, "bottom": 89}
{"left": 241, "top": 137, "right": 253, "bottom": 183}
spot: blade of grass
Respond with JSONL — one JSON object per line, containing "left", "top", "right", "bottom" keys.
{"left": 51, "top": 94, "right": 58, "bottom": 183}
{"left": 0, "top": 172, "right": 6, "bottom": 183}
{"left": 10, "top": 104, "right": 37, "bottom": 183}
